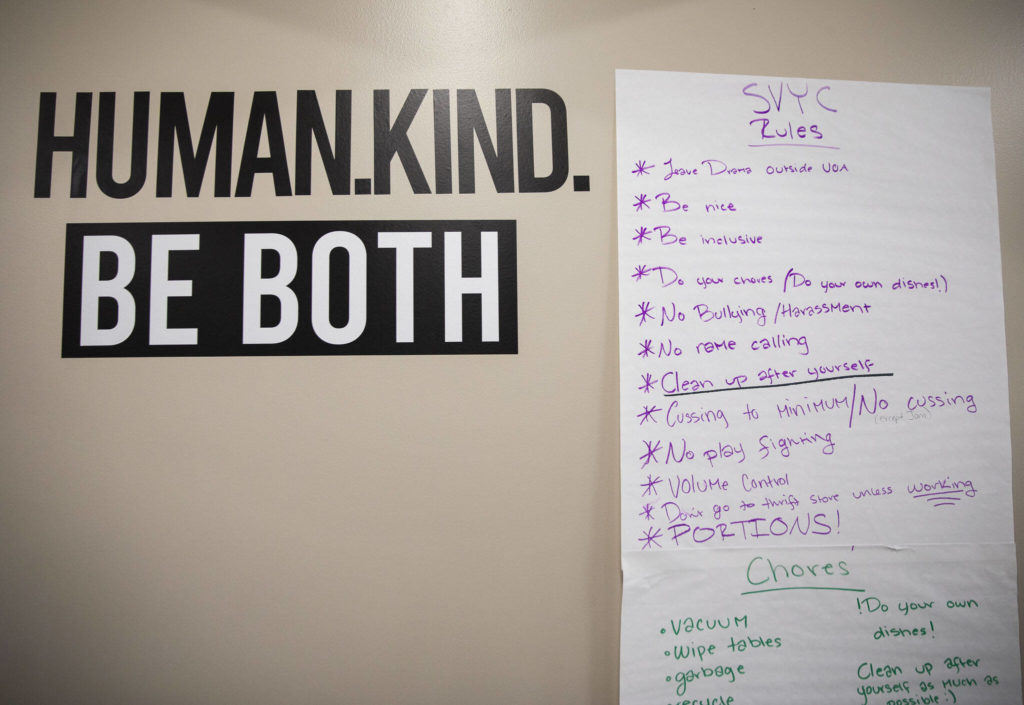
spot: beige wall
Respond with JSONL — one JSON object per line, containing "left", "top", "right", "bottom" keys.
{"left": 2, "top": 1, "right": 1022, "bottom": 702}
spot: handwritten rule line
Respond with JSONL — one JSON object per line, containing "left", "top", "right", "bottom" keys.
{"left": 664, "top": 372, "right": 894, "bottom": 398}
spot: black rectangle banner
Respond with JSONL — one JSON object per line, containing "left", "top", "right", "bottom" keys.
{"left": 62, "top": 220, "right": 517, "bottom": 357}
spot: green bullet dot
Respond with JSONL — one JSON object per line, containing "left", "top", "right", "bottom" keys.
{"left": 666, "top": 676, "right": 672, "bottom": 682}
{"left": 664, "top": 651, "right": 670, "bottom": 656}
{"left": 660, "top": 628, "right": 666, "bottom": 634}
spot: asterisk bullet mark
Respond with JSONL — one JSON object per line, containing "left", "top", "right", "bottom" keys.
{"left": 640, "top": 472, "right": 663, "bottom": 495}
{"left": 637, "top": 404, "right": 661, "bottom": 425}
{"left": 633, "top": 193, "right": 651, "bottom": 212}
{"left": 638, "top": 526, "right": 662, "bottom": 550}
{"left": 640, "top": 441, "right": 662, "bottom": 469}
{"left": 632, "top": 160, "right": 653, "bottom": 176}
{"left": 636, "top": 301, "right": 654, "bottom": 326}
{"left": 632, "top": 264, "right": 651, "bottom": 281}
{"left": 638, "top": 373, "right": 655, "bottom": 394}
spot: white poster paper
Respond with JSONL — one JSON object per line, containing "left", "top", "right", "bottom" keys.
{"left": 615, "top": 69, "right": 1018, "bottom": 704}
{"left": 622, "top": 544, "right": 1020, "bottom": 704}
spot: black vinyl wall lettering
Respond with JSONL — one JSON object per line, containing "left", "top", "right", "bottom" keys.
{"left": 456, "top": 89, "right": 514, "bottom": 194}
{"left": 516, "top": 88, "right": 569, "bottom": 193}
{"left": 235, "top": 92, "right": 292, "bottom": 197}
{"left": 432, "top": 89, "right": 453, "bottom": 195}
{"left": 35, "top": 92, "right": 92, "bottom": 198}
{"left": 62, "top": 220, "right": 517, "bottom": 357}
{"left": 373, "top": 89, "right": 431, "bottom": 194}
{"left": 96, "top": 92, "right": 150, "bottom": 199}
{"left": 35, "top": 89, "right": 586, "bottom": 198}
{"left": 294, "top": 90, "right": 352, "bottom": 196}
{"left": 156, "top": 92, "right": 234, "bottom": 197}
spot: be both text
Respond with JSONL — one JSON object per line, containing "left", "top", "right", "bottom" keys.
{"left": 62, "top": 220, "right": 518, "bottom": 357}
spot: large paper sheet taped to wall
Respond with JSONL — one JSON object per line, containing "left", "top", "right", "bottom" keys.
{"left": 615, "top": 69, "right": 1019, "bottom": 704}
